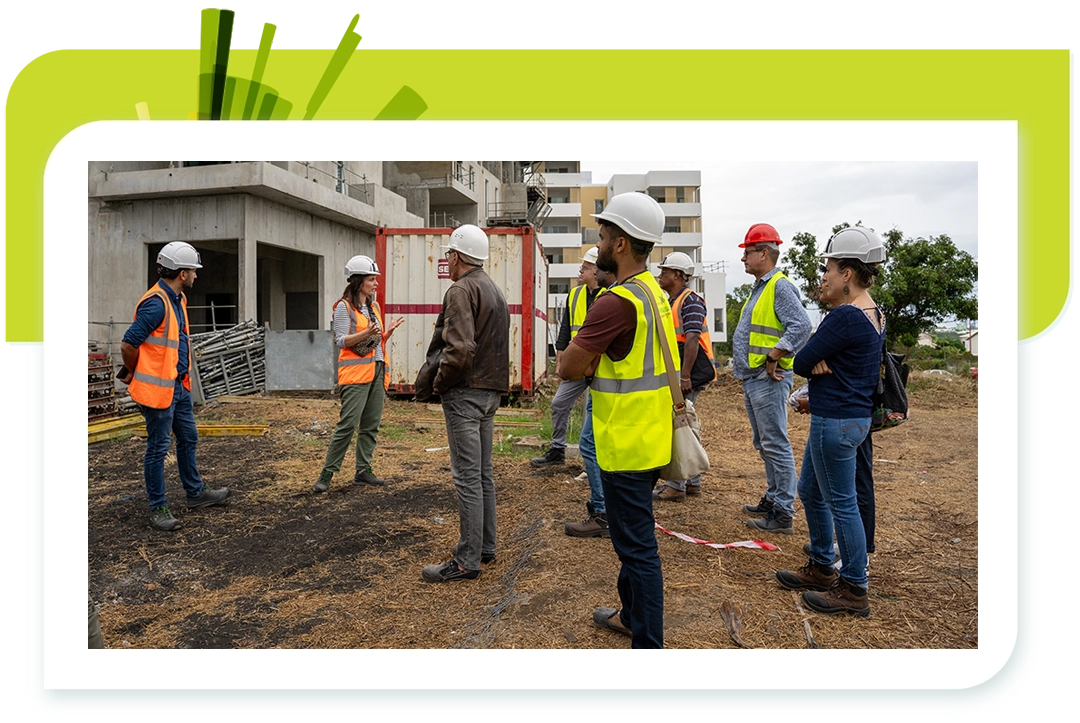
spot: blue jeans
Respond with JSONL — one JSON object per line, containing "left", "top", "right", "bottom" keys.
{"left": 742, "top": 369, "right": 797, "bottom": 517}
{"left": 600, "top": 468, "right": 663, "bottom": 648}
{"left": 578, "top": 392, "right": 604, "bottom": 515}
{"left": 662, "top": 386, "right": 704, "bottom": 492}
{"left": 799, "top": 415, "right": 871, "bottom": 588}
{"left": 140, "top": 381, "right": 205, "bottom": 509}
{"left": 442, "top": 386, "right": 500, "bottom": 571}
{"left": 856, "top": 432, "right": 875, "bottom": 553}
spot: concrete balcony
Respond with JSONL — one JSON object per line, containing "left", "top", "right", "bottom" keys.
{"left": 660, "top": 202, "right": 701, "bottom": 217}
{"left": 548, "top": 263, "right": 581, "bottom": 280}
{"left": 646, "top": 170, "right": 701, "bottom": 188}
{"left": 538, "top": 232, "right": 583, "bottom": 249}
{"left": 546, "top": 202, "right": 582, "bottom": 219}
{"left": 542, "top": 172, "right": 592, "bottom": 187}
{"left": 87, "top": 161, "right": 407, "bottom": 234}
{"left": 662, "top": 232, "right": 703, "bottom": 248}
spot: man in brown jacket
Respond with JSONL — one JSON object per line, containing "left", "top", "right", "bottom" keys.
{"left": 419, "top": 224, "right": 510, "bottom": 582}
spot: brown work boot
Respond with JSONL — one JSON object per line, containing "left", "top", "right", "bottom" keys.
{"left": 652, "top": 484, "right": 686, "bottom": 502}
{"left": 685, "top": 484, "right": 702, "bottom": 496}
{"left": 802, "top": 578, "right": 871, "bottom": 618}
{"left": 565, "top": 510, "right": 610, "bottom": 538}
{"left": 776, "top": 560, "right": 839, "bottom": 591}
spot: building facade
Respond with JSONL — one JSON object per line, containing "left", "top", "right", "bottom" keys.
{"left": 536, "top": 162, "right": 726, "bottom": 352}
{"left": 87, "top": 160, "right": 530, "bottom": 344}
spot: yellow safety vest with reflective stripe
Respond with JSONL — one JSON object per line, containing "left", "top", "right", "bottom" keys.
{"left": 336, "top": 299, "right": 389, "bottom": 389}
{"left": 740, "top": 271, "right": 793, "bottom": 370}
{"left": 568, "top": 284, "right": 589, "bottom": 340}
{"left": 590, "top": 271, "right": 676, "bottom": 472}
{"left": 129, "top": 285, "right": 192, "bottom": 409}
{"left": 672, "top": 287, "right": 715, "bottom": 365}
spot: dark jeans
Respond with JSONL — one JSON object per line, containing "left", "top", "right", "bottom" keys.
{"left": 441, "top": 386, "right": 500, "bottom": 570}
{"left": 600, "top": 468, "right": 664, "bottom": 649}
{"left": 140, "top": 381, "right": 205, "bottom": 509}
{"left": 856, "top": 433, "right": 875, "bottom": 553}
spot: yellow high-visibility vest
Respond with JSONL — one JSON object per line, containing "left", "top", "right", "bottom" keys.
{"left": 741, "top": 272, "right": 794, "bottom": 370}
{"left": 591, "top": 271, "right": 676, "bottom": 472}
{"left": 568, "top": 284, "right": 589, "bottom": 340}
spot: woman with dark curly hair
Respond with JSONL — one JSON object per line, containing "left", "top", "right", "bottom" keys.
{"left": 775, "top": 227, "right": 887, "bottom": 617}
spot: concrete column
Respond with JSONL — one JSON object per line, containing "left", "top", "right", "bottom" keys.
{"left": 238, "top": 195, "right": 258, "bottom": 322}
{"left": 259, "top": 257, "right": 286, "bottom": 330}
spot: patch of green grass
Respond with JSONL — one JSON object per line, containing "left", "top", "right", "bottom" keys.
{"left": 379, "top": 423, "right": 409, "bottom": 441}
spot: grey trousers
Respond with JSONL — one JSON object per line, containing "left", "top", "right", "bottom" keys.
{"left": 442, "top": 386, "right": 500, "bottom": 570}
{"left": 661, "top": 387, "right": 705, "bottom": 492}
{"left": 549, "top": 376, "right": 590, "bottom": 449}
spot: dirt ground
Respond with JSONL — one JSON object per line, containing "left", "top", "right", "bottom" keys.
{"left": 88, "top": 371, "right": 977, "bottom": 649}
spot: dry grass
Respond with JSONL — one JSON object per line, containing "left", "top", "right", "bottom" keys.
{"left": 88, "top": 372, "right": 977, "bottom": 649}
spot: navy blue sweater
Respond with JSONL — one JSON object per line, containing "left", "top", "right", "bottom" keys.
{"left": 794, "top": 304, "right": 883, "bottom": 419}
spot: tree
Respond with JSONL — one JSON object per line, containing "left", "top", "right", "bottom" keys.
{"left": 781, "top": 224, "right": 978, "bottom": 347}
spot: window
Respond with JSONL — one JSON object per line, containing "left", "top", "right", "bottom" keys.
{"left": 547, "top": 225, "right": 569, "bottom": 234}
{"left": 549, "top": 282, "right": 570, "bottom": 295}
{"left": 594, "top": 199, "right": 604, "bottom": 213}
{"left": 676, "top": 186, "right": 685, "bottom": 203}
{"left": 664, "top": 221, "right": 682, "bottom": 234}
{"left": 549, "top": 194, "right": 569, "bottom": 204}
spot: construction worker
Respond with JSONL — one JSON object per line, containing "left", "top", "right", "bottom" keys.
{"left": 562, "top": 264, "right": 615, "bottom": 538}
{"left": 418, "top": 225, "right": 510, "bottom": 583}
{"left": 558, "top": 192, "right": 676, "bottom": 648}
{"left": 653, "top": 251, "right": 716, "bottom": 501}
{"left": 313, "top": 255, "right": 404, "bottom": 493}
{"left": 118, "top": 241, "right": 231, "bottom": 531}
{"left": 532, "top": 247, "right": 604, "bottom": 468}
{"left": 734, "top": 223, "right": 811, "bottom": 535}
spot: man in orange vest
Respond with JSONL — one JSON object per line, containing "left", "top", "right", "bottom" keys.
{"left": 118, "top": 242, "right": 231, "bottom": 531}
{"left": 653, "top": 252, "right": 716, "bottom": 501}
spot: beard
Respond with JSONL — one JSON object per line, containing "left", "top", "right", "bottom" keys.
{"left": 596, "top": 245, "right": 618, "bottom": 274}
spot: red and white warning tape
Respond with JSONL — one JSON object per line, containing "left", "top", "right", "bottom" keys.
{"left": 654, "top": 523, "right": 780, "bottom": 551}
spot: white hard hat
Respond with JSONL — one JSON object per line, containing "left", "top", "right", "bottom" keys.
{"left": 345, "top": 254, "right": 380, "bottom": 278}
{"left": 581, "top": 247, "right": 599, "bottom": 265}
{"left": 157, "top": 241, "right": 203, "bottom": 270}
{"left": 822, "top": 226, "right": 887, "bottom": 264}
{"left": 441, "top": 224, "right": 489, "bottom": 261}
{"left": 591, "top": 192, "right": 665, "bottom": 245}
{"left": 658, "top": 251, "right": 695, "bottom": 277}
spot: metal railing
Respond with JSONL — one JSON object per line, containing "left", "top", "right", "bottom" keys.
{"left": 453, "top": 161, "right": 476, "bottom": 190}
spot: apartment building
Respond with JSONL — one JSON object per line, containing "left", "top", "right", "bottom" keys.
{"left": 536, "top": 162, "right": 726, "bottom": 351}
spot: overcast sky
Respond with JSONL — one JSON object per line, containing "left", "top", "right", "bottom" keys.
{"left": 580, "top": 161, "right": 979, "bottom": 294}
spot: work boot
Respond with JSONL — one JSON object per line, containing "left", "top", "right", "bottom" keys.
{"left": 530, "top": 446, "right": 565, "bottom": 468}
{"left": 150, "top": 504, "right": 181, "bottom": 531}
{"left": 312, "top": 470, "right": 332, "bottom": 494}
{"left": 653, "top": 484, "right": 686, "bottom": 502}
{"left": 776, "top": 560, "right": 840, "bottom": 591}
{"left": 802, "top": 578, "right": 871, "bottom": 618}
{"left": 565, "top": 506, "right": 610, "bottom": 538}
{"left": 185, "top": 486, "right": 231, "bottom": 508}
{"left": 685, "top": 484, "right": 702, "bottom": 496}
{"left": 745, "top": 508, "right": 794, "bottom": 535}
{"left": 354, "top": 469, "right": 385, "bottom": 486}
{"left": 743, "top": 494, "right": 774, "bottom": 516}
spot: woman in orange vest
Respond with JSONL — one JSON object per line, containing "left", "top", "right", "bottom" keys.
{"left": 313, "top": 255, "right": 403, "bottom": 493}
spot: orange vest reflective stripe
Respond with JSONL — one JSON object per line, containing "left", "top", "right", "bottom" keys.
{"left": 336, "top": 299, "right": 389, "bottom": 389}
{"left": 129, "top": 285, "right": 192, "bottom": 409}
{"left": 672, "top": 287, "right": 715, "bottom": 364}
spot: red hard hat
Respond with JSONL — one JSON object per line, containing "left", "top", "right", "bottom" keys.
{"left": 740, "top": 223, "right": 783, "bottom": 248}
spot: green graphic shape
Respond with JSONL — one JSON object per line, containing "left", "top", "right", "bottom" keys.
{"left": 198, "top": 8, "right": 236, "bottom": 120}
{"left": 242, "top": 23, "right": 277, "bottom": 120}
{"left": 3, "top": 49, "right": 1070, "bottom": 342}
{"left": 374, "top": 85, "right": 428, "bottom": 120}
{"left": 303, "top": 14, "right": 362, "bottom": 120}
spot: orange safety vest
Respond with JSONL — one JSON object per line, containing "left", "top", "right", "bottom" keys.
{"left": 672, "top": 287, "right": 715, "bottom": 368}
{"left": 336, "top": 298, "right": 389, "bottom": 389}
{"left": 129, "top": 285, "right": 192, "bottom": 409}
